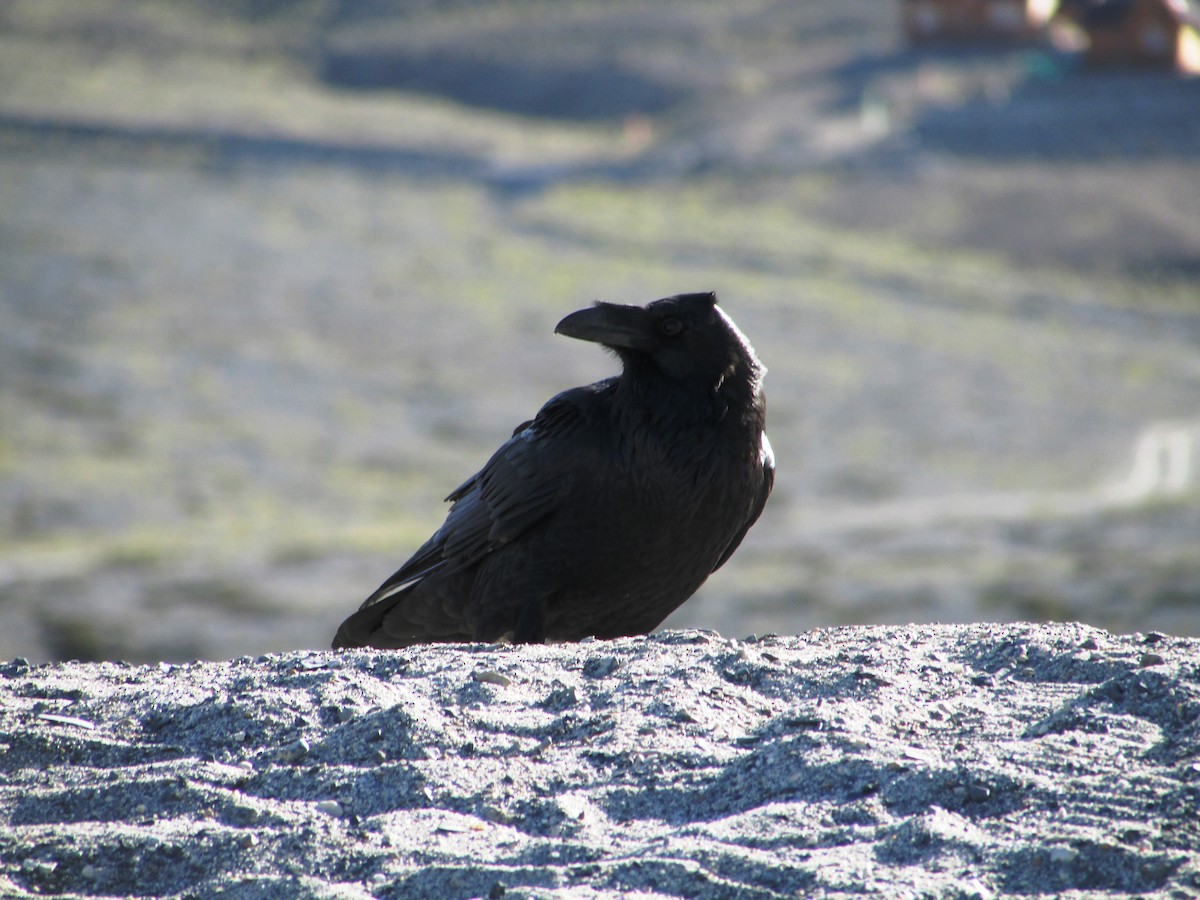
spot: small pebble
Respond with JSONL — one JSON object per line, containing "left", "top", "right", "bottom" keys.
{"left": 966, "top": 783, "right": 991, "bottom": 803}
{"left": 36, "top": 713, "right": 96, "bottom": 730}
{"left": 473, "top": 670, "right": 512, "bottom": 687}
{"left": 1048, "top": 845, "right": 1078, "bottom": 864}
{"left": 1139, "top": 653, "right": 1165, "bottom": 668}
{"left": 316, "top": 800, "right": 344, "bottom": 817}
{"left": 276, "top": 738, "right": 310, "bottom": 764}
{"left": 582, "top": 656, "right": 619, "bottom": 678}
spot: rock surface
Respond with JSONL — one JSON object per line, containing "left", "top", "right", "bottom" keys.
{"left": 2, "top": 623, "right": 1198, "bottom": 898}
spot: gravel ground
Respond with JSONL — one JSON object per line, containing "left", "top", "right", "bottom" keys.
{"left": 1, "top": 1, "right": 1198, "bottom": 664}
{"left": 2, "top": 623, "right": 1198, "bottom": 898}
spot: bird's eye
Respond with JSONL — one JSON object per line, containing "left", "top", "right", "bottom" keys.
{"left": 658, "top": 317, "right": 684, "bottom": 338}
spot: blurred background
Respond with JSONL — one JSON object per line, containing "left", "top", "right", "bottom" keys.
{"left": 2, "top": 0, "right": 1198, "bottom": 663}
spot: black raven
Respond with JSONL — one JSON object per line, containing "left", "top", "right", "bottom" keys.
{"left": 332, "top": 291, "right": 773, "bottom": 649}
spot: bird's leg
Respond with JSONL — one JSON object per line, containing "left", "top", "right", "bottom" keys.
{"left": 511, "top": 593, "right": 549, "bottom": 644}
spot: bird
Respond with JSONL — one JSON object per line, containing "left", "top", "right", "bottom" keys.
{"left": 332, "top": 291, "right": 773, "bottom": 649}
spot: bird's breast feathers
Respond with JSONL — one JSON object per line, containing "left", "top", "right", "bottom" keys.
{"left": 760, "top": 431, "right": 775, "bottom": 470}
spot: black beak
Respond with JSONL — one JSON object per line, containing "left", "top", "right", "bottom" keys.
{"left": 554, "top": 302, "right": 657, "bottom": 353}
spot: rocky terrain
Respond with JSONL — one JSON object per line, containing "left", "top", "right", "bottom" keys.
{"left": 2, "top": 624, "right": 1198, "bottom": 898}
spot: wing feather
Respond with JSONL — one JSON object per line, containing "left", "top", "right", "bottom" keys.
{"left": 355, "top": 390, "right": 591, "bottom": 611}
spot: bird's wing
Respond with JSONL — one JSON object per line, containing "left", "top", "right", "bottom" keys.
{"left": 356, "top": 389, "right": 593, "bottom": 610}
{"left": 712, "top": 431, "right": 775, "bottom": 573}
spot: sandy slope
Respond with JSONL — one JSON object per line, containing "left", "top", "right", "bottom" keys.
{"left": 2, "top": 623, "right": 1197, "bottom": 898}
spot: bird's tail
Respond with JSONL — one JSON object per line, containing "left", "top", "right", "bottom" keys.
{"left": 331, "top": 580, "right": 475, "bottom": 649}
{"left": 331, "top": 601, "right": 387, "bottom": 649}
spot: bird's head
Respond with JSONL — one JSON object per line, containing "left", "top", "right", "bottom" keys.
{"left": 555, "top": 292, "right": 763, "bottom": 390}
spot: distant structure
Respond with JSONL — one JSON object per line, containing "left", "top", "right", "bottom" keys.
{"left": 902, "top": 0, "right": 1061, "bottom": 42}
{"left": 1056, "top": 0, "right": 1200, "bottom": 72}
